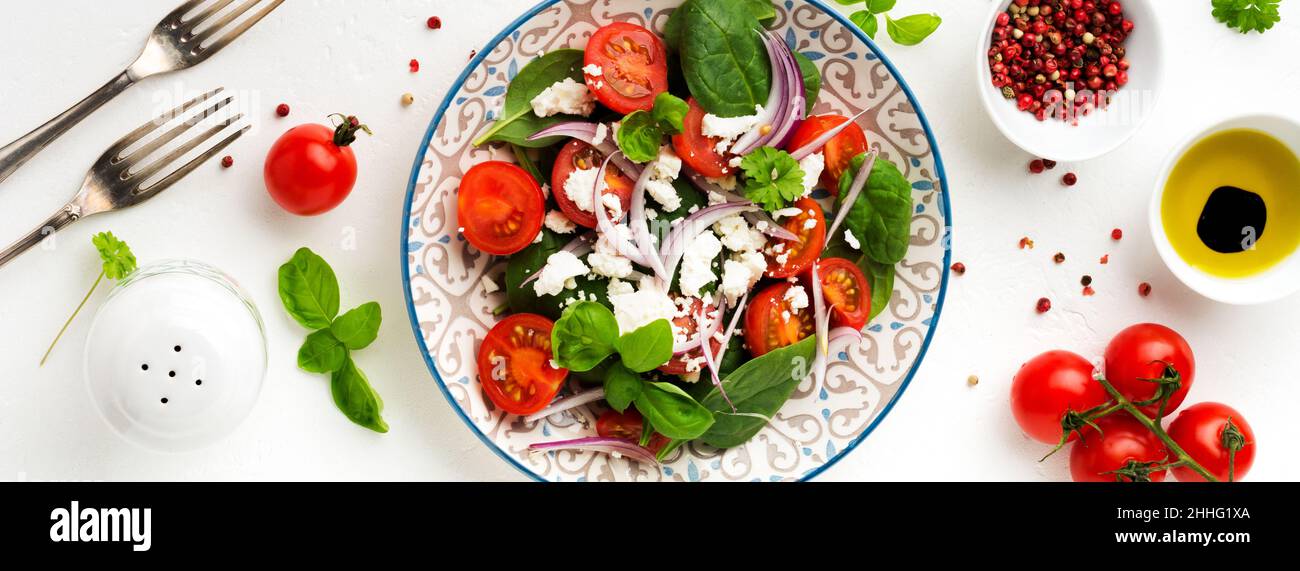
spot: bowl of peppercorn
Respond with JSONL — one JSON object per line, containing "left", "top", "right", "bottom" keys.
{"left": 976, "top": 0, "right": 1165, "bottom": 162}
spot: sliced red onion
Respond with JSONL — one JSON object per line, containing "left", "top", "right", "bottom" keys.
{"left": 672, "top": 298, "right": 725, "bottom": 355}
{"left": 661, "top": 202, "right": 758, "bottom": 282}
{"left": 682, "top": 167, "right": 727, "bottom": 195}
{"left": 829, "top": 326, "right": 863, "bottom": 343}
{"left": 809, "top": 261, "right": 831, "bottom": 394}
{"left": 825, "top": 150, "right": 877, "bottom": 244}
{"left": 630, "top": 165, "right": 670, "bottom": 281}
{"left": 729, "top": 34, "right": 787, "bottom": 154}
{"left": 522, "top": 387, "right": 607, "bottom": 423}
{"left": 529, "top": 121, "right": 642, "bottom": 177}
{"left": 698, "top": 302, "right": 736, "bottom": 412}
{"left": 710, "top": 290, "right": 749, "bottom": 368}
{"left": 520, "top": 231, "right": 594, "bottom": 287}
{"left": 593, "top": 153, "right": 651, "bottom": 268}
{"left": 683, "top": 167, "right": 799, "bottom": 242}
{"left": 743, "top": 211, "right": 799, "bottom": 241}
{"left": 788, "top": 107, "right": 871, "bottom": 161}
{"left": 529, "top": 437, "right": 659, "bottom": 465}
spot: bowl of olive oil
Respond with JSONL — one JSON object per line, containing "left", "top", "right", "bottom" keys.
{"left": 1151, "top": 114, "right": 1300, "bottom": 304}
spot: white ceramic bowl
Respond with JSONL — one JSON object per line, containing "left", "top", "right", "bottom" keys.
{"left": 974, "top": 0, "right": 1165, "bottom": 162}
{"left": 1149, "top": 113, "right": 1300, "bottom": 305}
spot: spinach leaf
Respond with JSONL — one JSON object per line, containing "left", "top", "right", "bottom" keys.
{"left": 472, "top": 49, "right": 585, "bottom": 148}
{"left": 511, "top": 143, "right": 548, "bottom": 185}
{"left": 634, "top": 382, "right": 715, "bottom": 440}
{"left": 330, "top": 302, "right": 382, "bottom": 350}
{"left": 696, "top": 336, "right": 816, "bottom": 448}
{"left": 745, "top": 0, "right": 777, "bottom": 24}
{"left": 885, "top": 13, "right": 942, "bottom": 46}
{"left": 679, "top": 0, "right": 771, "bottom": 117}
{"left": 615, "top": 318, "right": 674, "bottom": 373}
{"left": 824, "top": 237, "right": 895, "bottom": 322}
{"left": 552, "top": 301, "right": 619, "bottom": 372}
{"left": 604, "top": 362, "right": 644, "bottom": 413}
{"left": 666, "top": 0, "right": 776, "bottom": 50}
{"left": 331, "top": 357, "right": 389, "bottom": 433}
{"left": 794, "top": 52, "right": 821, "bottom": 116}
{"left": 278, "top": 247, "right": 340, "bottom": 330}
{"left": 298, "top": 329, "right": 348, "bottom": 373}
{"left": 835, "top": 154, "right": 912, "bottom": 265}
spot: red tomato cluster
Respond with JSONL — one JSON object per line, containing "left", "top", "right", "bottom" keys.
{"left": 1010, "top": 323, "right": 1256, "bottom": 482}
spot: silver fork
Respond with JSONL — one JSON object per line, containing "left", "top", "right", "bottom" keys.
{"left": 0, "top": 88, "right": 248, "bottom": 269}
{"left": 0, "top": 0, "right": 283, "bottom": 185}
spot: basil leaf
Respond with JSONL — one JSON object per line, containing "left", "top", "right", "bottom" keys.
{"left": 331, "top": 357, "right": 388, "bottom": 433}
{"left": 680, "top": 0, "right": 771, "bottom": 117}
{"left": 278, "top": 247, "right": 340, "bottom": 330}
{"left": 793, "top": 51, "right": 821, "bottom": 115}
{"left": 615, "top": 318, "right": 674, "bottom": 373}
{"left": 867, "top": 0, "right": 897, "bottom": 13}
{"left": 472, "top": 49, "right": 586, "bottom": 148}
{"left": 885, "top": 13, "right": 941, "bottom": 46}
{"left": 836, "top": 154, "right": 912, "bottom": 265}
{"left": 851, "top": 10, "right": 879, "bottom": 39}
{"left": 552, "top": 301, "right": 619, "bottom": 372}
{"left": 330, "top": 302, "right": 382, "bottom": 350}
{"left": 697, "top": 336, "right": 816, "bottom": 448}
{"left": 298, "top": 329, "right": 348, "bottom": 373}
{"left": 634, "top": 382, "right": 715, "bottom": 440}
{"left": 604, "top": 362, "right": 644, "bottom": 413}
{"left": 615, "top": 111, "right": 663, "bottom": 163}
{"left": 652, "top": 92, "right": 689, "bottom": 134}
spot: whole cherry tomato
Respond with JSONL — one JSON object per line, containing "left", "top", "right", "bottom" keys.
{"left": 1010, "top": 350, "right": 1108, "bottom": 444}
{"left": 1167, "top": 402, "right": 1256, "bottom": 482}
{"left": 264, "top": 114, "right": 370, "bottom": 216}
{"left": 1104, "top": 323, "right": 1195, "bottom": 417}
{"left": 1069, "top": 414, "right": 1169, "bottom": 482}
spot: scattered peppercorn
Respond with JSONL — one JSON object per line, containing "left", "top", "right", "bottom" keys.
{"left": 1029, "top": 159, "right": 1045, "bottom": 174}
{"left": 1043, "top": 159, "right": 1057, "bottom": 170}
{"left": 1081, "top": 275, "right": 1093, "bottom": 286}
{"left": 1082, "top": 286, "right": 1095, "bottom": 296}
{"left": 275, "top": 103, "right": 290, "bottom": 117}
{"left": 967, "top": 375, "right": 980, "bottom": 387}
{"left": 401, "top": 93, "right": 415, "bottom": 106}
{"left": 1054, "top": 252, "right": 1066, "bottom": 264}
{"left": 1138, "top": 282, "right": 1152, "bottom": 297}
{"left": 1036, "top": 297, "right": 1052, "bottom": 313}
{"left": 1111, "top": 228, "right": 1123, "bottom": 240}
{"left": 951, "top": 262, "right": 967, "bottom": 275}
{"left": 1062, "top": 172, "right": 1078, "bottom": 186}
{"left": 220, "top": 155, "right": 233, "bottom": 168}
{"left": 409, "top": 59, "right": 420, "bottom": 72}
{"left": 469, "top": 49, "right": 477, "bottom": 60}
{"left": 427, "top": 16, "right": 442, "bottom": 30}
{"left": 1019, "top": 237, "right": 1035, "bottom": 249}
{"left": 1100, "top": 254, "right": 1109, "bottom": 264}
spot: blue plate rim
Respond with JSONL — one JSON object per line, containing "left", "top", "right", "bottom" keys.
{"left": 399, "top": 0, "right": 952, "bottom": 483}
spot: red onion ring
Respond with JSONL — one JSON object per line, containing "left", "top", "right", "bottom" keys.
{"left": 529, "top": 436, "right": 658, "bottom": 465}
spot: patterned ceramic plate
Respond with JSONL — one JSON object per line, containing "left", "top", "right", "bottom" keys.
{"left": 402, "top": 0, "right": 951, "bottom": 481}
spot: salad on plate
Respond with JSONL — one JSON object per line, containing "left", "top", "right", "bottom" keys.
{"left": 458, "top": 0, "right": 914, "bottom": 464}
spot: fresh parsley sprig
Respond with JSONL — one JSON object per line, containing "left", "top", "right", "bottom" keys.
{"left": 740, "top": 147, "right": 806, "bottom": 211}
{"left": 1212, "top": 0, "right": 1281, "bottom": 34}
{"left": 278, "top": 247, "right": 388, "bottom": 433}
{"left": 41, "top": 232, "right": 137, "bottom": 366}
{"left": 835, "top": 0, "right": 941, "bottom": 46}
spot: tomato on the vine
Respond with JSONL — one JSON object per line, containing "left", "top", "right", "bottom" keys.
{"left": 476, "top": 313, "right": 568, "bottom": 415}
{"left": 1069, "top": 414, "right": 1169, "bottom": 482}
{"left": 1167, "top": 402, "right": 1256, "bottom": 482}
{"left": 1010, "top": 350, "right": 1109, "bottom": 444}
{"left": 1104, "top": 323, "right": 1195, "bottom": 416}
{"left": 264, "top": 114, "right": 370, "bottom": 216}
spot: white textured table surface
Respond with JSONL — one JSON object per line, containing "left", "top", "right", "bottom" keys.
{"left": 2, "top": 0, "right": 1298, "bottom": 482}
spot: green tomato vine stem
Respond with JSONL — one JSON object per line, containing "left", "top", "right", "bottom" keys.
{"left": 1094, "top": 376, "right": 1219, "bottom": 483}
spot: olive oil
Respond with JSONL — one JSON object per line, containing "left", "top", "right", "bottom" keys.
{"left": 1161, "top": 129, "right": 1300, "bottom": 278}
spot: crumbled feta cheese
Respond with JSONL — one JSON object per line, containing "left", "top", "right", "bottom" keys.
{"left": 533, "top": 251, "right": 589, "bottom": 297}
{"left": 728, "top": 156, "right": 744, "bottom": 169}
{"left": 720, "top": 251, "right": 765, "bottom": 304}
{"left": 772, "top": 207, "right": 802, "bottom": 219}
{"left": 707, "top": 190, "right": 727, "bottom": 206}
{"left": 601, "top": 192, "right": 623, "bottom": 219}
{"left": 610, "top": 276, "right": 678, "bottom": 335}
{"left": 644, "top": 179, "right": 680, "bottom": 213}
{"left": 799, "top": 152, "right": 825, "bottom": 196}
{"left": 564, "top": 167, "right": 604, "bottom": 213}
{"left": 544, "top": 210, "right": 576, "bottom": 234}
{"left": 652, "top": 145, "right": 681, "bottom": 180}
{"left": 708, "top": 175, "right": 738, "bottom": 192}
{"left": 645, "top": 208, "right": 658, "bottom": 220}
{"left": 582, "top": 63, "right": 603, "bottom": 77}
{"left": 588, "top": 251, "right": 633, "bottom": 279}
{"left": 607, "top": 278, "right": 635, "bottom": 297}
{"left": 843, "top": 229, "right": 861, "bottom": 250}
{"left": 784, "top": 284, "right": 810, "bottom": 311}
{"left": 530, "top": 77, "right": 596, "bottom": 117}
{"left": 591, "top": 122, "right": 609, "bottom": 146}
{"left": 643, "top": 146, "right": 682, "bottom": 211}
{"left": 679, "top": 232, "right": 723, "bottom": 298}
{"left": 679, "top": 370, "right": 701, "bottom": 384}
{"left": 714, "top": 215, "right": 767, "bottom": 252}
{"left": 481, "top": 276, "right": 500, "bottom": 293}
{"left": 532, "top": 231, "right": 544, "bottom": 243}
{"left": 701, "top": 105, "right": 764, "bottom": 154}
{"left": 803, "top": 218, "right": 817, "bottom": 230}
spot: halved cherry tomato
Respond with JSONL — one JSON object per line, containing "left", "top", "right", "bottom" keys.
{"left": 1167, "top": 402, "right": 1256, "bottom": 482}
{"left": 744, "top": 282, "right": 815, "bottom": 357}
{"left": 1104, "top": 323, "right": 1195, "bottom": 417}
{"left": 785, "top": 115, "right": 869, "bottom": 193}
{"left": 657, "top": 295, "right": 721, "bottom": 376}
{"left": 476, "top": 313, "right": 568, "bottom": 415}
{"left": 596, "top": 409, "right": 669, "bottom": 454}
{"left": 1069, "top": 414, "right": 1169, "bottom": 482}
{"left": 766, "top": 197, "right": 826, "bottom": 278}
{"left": 672, "top": 98, "right": 734, "bottom": 178}
{"left": 584, "top": 22, "right": 668, "bottom": 114}
{"left": 804, "top": 257, "right": 872, "bottom": 330}
{"left": 457, "top": 161, "right": 545, "bottom": 255}
{"left": 551, "top": 140, "right": 635, "bottom": 229}
{"left": 1010, "top": 350, "right": 1109, "bottom": 445}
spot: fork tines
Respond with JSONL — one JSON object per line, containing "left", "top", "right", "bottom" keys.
{"left": 167, "top": 0, "right": 286, "bottom": 57}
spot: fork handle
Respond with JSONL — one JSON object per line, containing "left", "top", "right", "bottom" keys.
{"left": 0, "top": 71, "right": 135, "bottom": 186}
{"left": 0, "top": 205, "right": 81, "bottom": 269}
